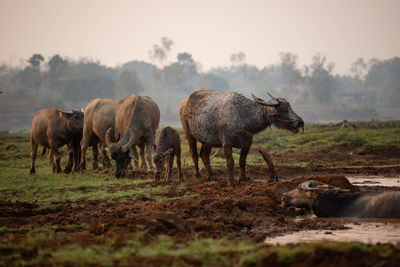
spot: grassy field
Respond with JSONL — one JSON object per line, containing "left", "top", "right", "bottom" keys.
{"left": 1, "top": 122, "right": 400, "bottom": 266}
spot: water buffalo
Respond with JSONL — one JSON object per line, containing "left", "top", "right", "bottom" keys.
{"left": 79, "top": 98, "right": 117, "bottom": 171}
{"left": 282, "top": 180, "right": 400, "bottom": 218}
{"left": 105, "top": 95, "right": 160, "bottom": 178}
{"left": 153, "top": 126, "right": 183, "bottom": 182}
{"left": 30, "top": 108, "right": 83, "bottom": 174}
{"left": 179, "top": 88, "right": 304, "bottom": 186}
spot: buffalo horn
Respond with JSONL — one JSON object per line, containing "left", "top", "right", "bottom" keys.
{"left": 267, "top": 92, "right": 276, "bottom": 100}
{"left": 122, "top": 129, "right": 135, "bottom": 153}
{"left": 105, "top": 127, "right": 114, "bottom": 148}
{"left": 251, "top": 94, "right": 279, "bottom": 106}
{"left": 300, "top": 180, "right": 322, "bottom": 191}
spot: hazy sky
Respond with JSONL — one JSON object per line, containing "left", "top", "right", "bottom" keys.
{"left": 1, "top": 0, "right": 399, "bottom": 74}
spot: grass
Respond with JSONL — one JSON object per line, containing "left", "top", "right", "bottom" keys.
{"left": 1, "top": 227, "right": 400, "bottom": 266}
{"left": 1, "top": 125, "right": 399, "bottom": 207}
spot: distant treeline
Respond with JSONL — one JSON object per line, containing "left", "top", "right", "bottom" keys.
{"left": 0, "top": 38, "right": 399, "bottom": 131}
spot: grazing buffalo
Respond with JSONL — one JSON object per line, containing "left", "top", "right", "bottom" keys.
{"left": 105, "top": 95, "right": 160, "bottom": 178}
{"left": 179, "top": 88, "right": 304, "bottom": 186}
{"left": 30, "top": 108, "right": 84, "bottom": 174}
{"left": 79, "top": 98, "right": 118, "bottom": 170}
{"left": 153, "top": 126, "right": 183, "bottom": 182}
{"left": 282, "top": 180, "right": 400, "bottom": 218}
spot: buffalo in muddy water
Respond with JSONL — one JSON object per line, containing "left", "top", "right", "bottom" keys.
{"left": 282, "top": 180, "right": 400, "bottom": 218}
{"left": 105, "top": 95, "right": 160, "bottom": 178}
{"left": 30, "top": 108, "right": 84, "bottom": 174}
{"left": 179, "top": 88, "right": 304, "bottom": 186}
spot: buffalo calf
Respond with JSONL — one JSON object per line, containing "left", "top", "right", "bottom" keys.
{"left": 153, "top": 127, "right": 183, "bottom": 182}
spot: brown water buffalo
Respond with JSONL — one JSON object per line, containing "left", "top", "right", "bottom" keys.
{"left": 30, "top": 108, "right": 84, "bottom": 174}
{"left": 179, "top": 88, "right": 304, "bottom": 186}
{"left": 153, "top": 126, "right": 183, "bottom": 182}
{"left": 282, "top": 180, "right": 400, "bottom": 218}
{"left": 79, "top": 98, "right": 118, "bottom": 171}
{"left": 105, "top": 95, "right": 160, "bottom": 178}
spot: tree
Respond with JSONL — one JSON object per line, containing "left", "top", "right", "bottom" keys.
{"left": 305, "top": 53, "right": 336, "bottom": 104}
{"left": 48, "top": 54, "right": 68, "bottom": 73}
{"left": 148, "top": 37, "right": 174, "bottom": 67}
{"left": 365, "top": 57, "right": 400, "bottom": 107}
{"left": 279, "top": 52, "right": 302, "bottom": 99}
{"left": 116, "top": 70, "right": 143, "bottom": 98}
{"left": 27, "top": 54, "right": 44, "bottom": 68}
{"left": 230, "top": 52, "right": 246, "bottom": 65}
{"left": 350, "top": 58, "right": 367, "bottom": 79}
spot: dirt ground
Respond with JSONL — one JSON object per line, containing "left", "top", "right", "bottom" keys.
{"left": 2, "top": 145, "right": 400, "bottom": 266}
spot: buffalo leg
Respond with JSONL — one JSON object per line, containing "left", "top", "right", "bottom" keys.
{"left": 99, "top": 142, "right": 112, "bottom": 168}
{"left": 79, "top": 128, "right": 93, "bottom": 171}
{"left": 47, "top": 149, "right": 56, "bottom": 173}
{"left": 92, "top": 142, "right": 99, "bottom": 170}
{"left": 187, "top": 135, "right": 200, "bottom": 179}
{"left": 176, "top": 148, "right": 183, "bottom": 182}
{"left": 139, "top": 143, "right": 147, "bottom": 170}
{"left": 145, "top": 140, "right": 154, "bottom": 172}
{"left": 200, "top": 144, "right": 213, "bottom": 181}
{"left": 132, "top": 146, "right": 139, "bottom": 170}
{"left": 64, "top": 140, "right": 74, "bottom": 173}
{"left": 73, "top": 137, "right": 81, "bottom": 172}
{"left": 223, "top": 146, "right": 235, "bottom": 187}
{"left": 239, "top": 141, "right": 252, "bottom": 183}
{"left": 164, "top": 153, "right": 173, "bottom": 182}
{"left": 29, "top": 138, "right": 38, "bottom": 174}
{"left": 52, "top": 146, "right": 62, "bottom": 173}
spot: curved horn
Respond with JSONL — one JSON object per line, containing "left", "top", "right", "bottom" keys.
{"left": 251, "top": 94, "right": 279, "bottom": 106}
{"left": 122, "top": 129, "right": 135, "bottom": 153}
{"left": 105, "top": 127, "right": 114, "bottom": 148}
{"left": 267, "top": 92, "right": 276, "bottom": 100}
{"left": 126, "top": 128, "right": 135, "bottom": 147}
{"left": 300, "top": 180, "right": 322, "bottom": 191}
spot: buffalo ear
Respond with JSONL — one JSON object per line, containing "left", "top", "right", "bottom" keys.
{"left": 58, "top": 110, "right": 73, "bottom": 119}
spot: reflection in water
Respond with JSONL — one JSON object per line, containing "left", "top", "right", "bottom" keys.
{"left": 265, "top": 218, "right": 400, "bottom": 245}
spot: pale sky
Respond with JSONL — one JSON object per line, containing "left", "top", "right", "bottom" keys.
{"left": 0, "top": 0, "right": 399, "bottom": 74}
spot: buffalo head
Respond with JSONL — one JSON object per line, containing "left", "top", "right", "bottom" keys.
{"left": 57, "top": 109, "right": 84, "bottom": 134}
{"left": 105, "top": 127, "right": 137, "bottom": 178}
{"left": 252, "top": 93, "right": 304, "bottom": 134}
{"left": 281, "top": 180, "right": 349, "bottom": 209}
{"left": 153, "top": 148, "right": 173, "bottom": 179}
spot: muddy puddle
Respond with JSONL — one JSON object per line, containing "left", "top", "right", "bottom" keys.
{"left": 265, "top": 218, "right": 400, "bottom": 245}
{"left": 347, "top": 175, "right": 400, "bottom": 187}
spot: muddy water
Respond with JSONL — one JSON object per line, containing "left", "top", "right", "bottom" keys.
{"left": 265, "top": 218, "right": 400, "bottom": 245}
{"left": 264, "top": 176, "right": 400, "bottom": 245}
{"left": 347, "top": 175, "right": 400, "bottom": 187}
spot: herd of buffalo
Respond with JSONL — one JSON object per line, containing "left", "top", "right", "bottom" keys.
{"left": 28, "top": 88, "right": 400, "bottom": 218}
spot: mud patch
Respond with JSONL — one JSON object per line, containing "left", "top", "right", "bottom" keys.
{"left": 265, "top": 219, "right": 400, "bottom": 245}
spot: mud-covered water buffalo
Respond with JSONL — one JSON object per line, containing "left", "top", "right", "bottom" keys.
{"left": 282, "top": 180, "right": 400, "bottom": 218}
{"left": 30, "top": 108, "right": 84, "bottom": 174}
{"left": 105, "top": 95, "right": 160, "bottom": 178}
{"left": 153, "top": 126, "right": 183, "bottom": 182}
{"left": 179, "top": 88, "right": 304, "bottom": 186}
{"left": 79, "top": 98, "right": 118, "bottom": 170}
